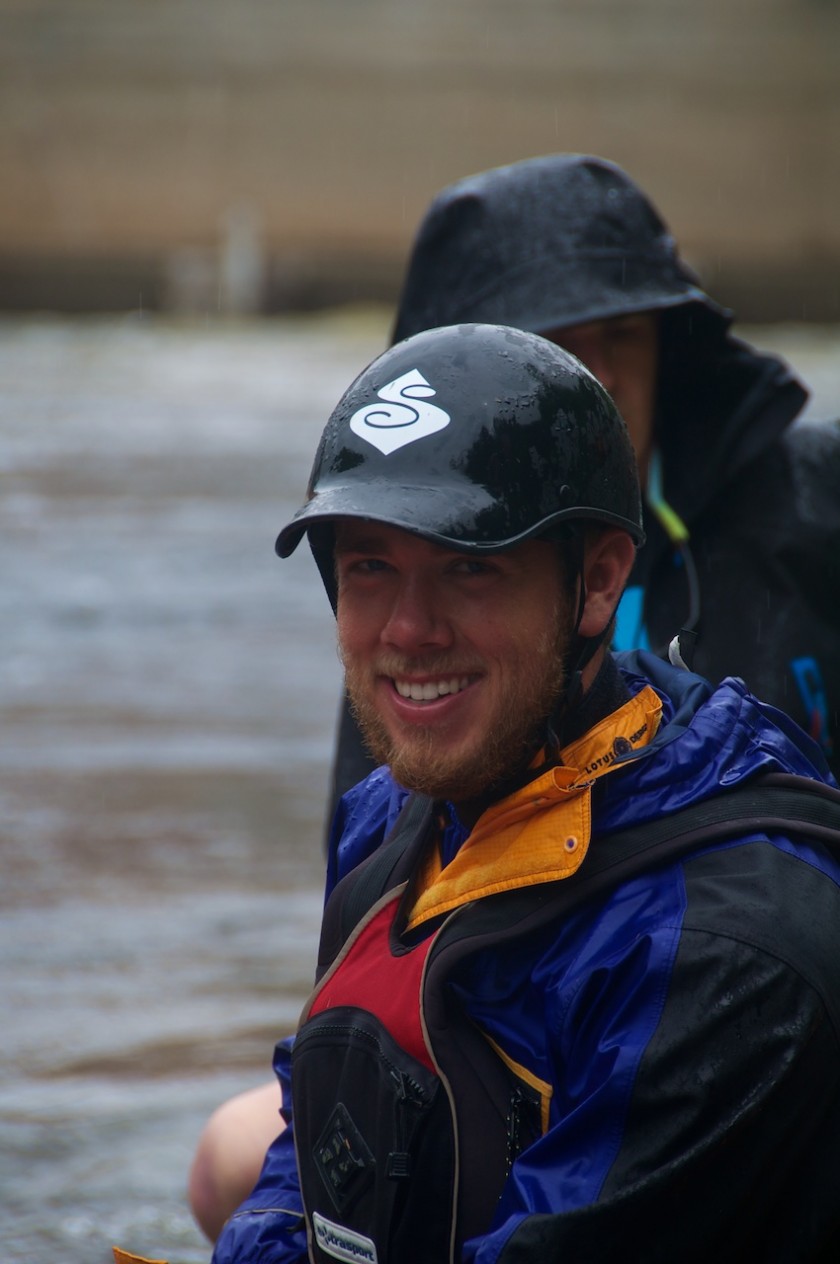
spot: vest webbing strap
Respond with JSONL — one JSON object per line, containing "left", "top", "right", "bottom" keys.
{"left": 338, "top": 795, "right": 434, "bottom": 944}
{"left": 577, "top": 772, "right": 840, "bottom": 883}
{"left": 338, "top": 773, "right": 840, "bottom": 944}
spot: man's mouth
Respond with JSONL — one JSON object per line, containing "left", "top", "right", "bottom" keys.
{"left": 393, "top": 675, "right": 474, "bottom": 702}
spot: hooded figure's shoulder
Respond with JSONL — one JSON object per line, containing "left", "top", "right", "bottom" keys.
{"left": 718, "top": 416, "right": 840, "bottom": 569}
{"left": 777, "top": 417, "right": 840, "bottom": 518}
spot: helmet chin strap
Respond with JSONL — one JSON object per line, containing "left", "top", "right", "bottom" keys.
{"left": 548, "top": 529, "right": 615, "bottom": 751}
{"left": 561, "top": 620, "right": 612, "bottom": 723}
{"left": 308, "top": 524, "right": 339, "bottom": 613}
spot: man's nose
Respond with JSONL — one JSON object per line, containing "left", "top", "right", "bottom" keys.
{"left": 381, "top": 576, "right": 453, "bottom": 651}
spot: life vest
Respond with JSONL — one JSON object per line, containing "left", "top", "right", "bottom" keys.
{"left": 291, "top": 796, "right": 546, "bottom": 1264}
{"left": 292, "top": 746, "right": 840, "bottom": 1263}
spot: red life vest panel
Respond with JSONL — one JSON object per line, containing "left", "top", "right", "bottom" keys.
{"left": 292, "top": 888, "right": 457, "bottom": 1264}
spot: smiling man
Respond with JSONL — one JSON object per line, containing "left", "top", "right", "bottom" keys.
{"left": 335, "top": 524, "right": 576, "bottom": 806}
{"left": 209, "top": 323, "right": 840, "bottom": 1264}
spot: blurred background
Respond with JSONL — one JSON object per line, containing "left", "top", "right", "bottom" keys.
{"left": 2, "top": 0, "right": 839, "bottom": 319}
{"left": 1, "top": 2, "right": 838, "bottom": 1261}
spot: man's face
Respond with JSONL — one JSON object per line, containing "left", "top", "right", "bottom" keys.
{"left": 335, "top": 521, "right": 571, "bottom": 805}
{"left": 541, "top": 312, "right": 659, "bottom": 486}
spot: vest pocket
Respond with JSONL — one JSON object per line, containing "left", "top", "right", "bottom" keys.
{"left": 292, "top": 1005, "right": 455, "bottom": 1264}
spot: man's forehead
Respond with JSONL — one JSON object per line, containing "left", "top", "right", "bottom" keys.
{"left": 334, "top": 519, "right": 445, "bottom": 554}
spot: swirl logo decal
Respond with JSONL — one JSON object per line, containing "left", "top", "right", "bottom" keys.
{"left": 349, "top": 369, "right": 450, "bottom": 455}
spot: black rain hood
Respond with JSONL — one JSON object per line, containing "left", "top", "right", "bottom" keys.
{"left": 392, "top": 153, "right": 728, "bottom": 342}
{"left": 391, "top": 154, "right": 809, "bottom": 530}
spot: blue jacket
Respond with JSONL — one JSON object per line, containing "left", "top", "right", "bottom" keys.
{"left": 213, "top": 653, "right": 840, "bottom": 1263}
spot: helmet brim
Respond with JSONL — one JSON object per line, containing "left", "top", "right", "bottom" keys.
{"left": 276, "top": 482, "right": 645, "bottom": 559}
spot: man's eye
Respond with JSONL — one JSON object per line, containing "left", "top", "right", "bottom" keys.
{"left": 353, "top": 557, "right": 389, "bottom": 574}
{"left": 453, "top": 559, "right": 494, "bottom": 576}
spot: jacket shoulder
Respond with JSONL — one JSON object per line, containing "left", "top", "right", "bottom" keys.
{"left": 741, "top": 419, "right": 840, "bottom": 531}
{"left": 703, "top": 418, "right": 840, "bottom": 620}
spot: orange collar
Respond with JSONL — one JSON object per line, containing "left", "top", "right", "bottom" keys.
{"left": 406, "top": 685, "right": 662, "bottom": 932}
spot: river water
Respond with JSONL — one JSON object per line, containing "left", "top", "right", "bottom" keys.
{"left": 1, "top": 313, "right": 838, "bottom": 1263}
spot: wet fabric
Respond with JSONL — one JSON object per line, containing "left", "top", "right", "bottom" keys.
{"left": 390, "top": 155, "right": 730, "bottom": 343}
{"left": 212, "top": 652, "right": 840, "bottom": 1264}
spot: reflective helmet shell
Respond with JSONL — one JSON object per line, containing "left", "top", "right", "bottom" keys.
{"left": 276, "top": 323, "right": 644, "bottom": 580}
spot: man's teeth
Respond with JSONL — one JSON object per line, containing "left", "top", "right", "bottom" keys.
{"left": 395, "top": 677, "right": 471, "bottom": 702}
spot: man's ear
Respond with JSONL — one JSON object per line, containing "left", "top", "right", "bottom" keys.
{"left": 577, "top": 529, "right": 637, "bottom": 639}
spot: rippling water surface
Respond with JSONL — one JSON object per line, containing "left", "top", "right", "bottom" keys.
{"left": 0, "top": 314, "right": 837, "bottom": 1262}
{"left": 0, "top": 311, "right": 389, "bottom": 1263}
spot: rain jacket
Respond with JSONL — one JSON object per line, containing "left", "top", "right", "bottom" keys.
{"left": 620, "top": 314, "right": 840, "bottom": 775}
{"left": 213, "top": 651, "right": 840, "bottom": 1264}
{"left": 327, "top": 155, "right": 840, "bottom": 813}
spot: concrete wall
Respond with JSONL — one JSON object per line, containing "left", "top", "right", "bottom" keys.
{"left": 1, "top": 0, "right": 838, "bottom": 316}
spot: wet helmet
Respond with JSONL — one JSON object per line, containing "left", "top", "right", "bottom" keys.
{"left": 276, "top": 322, "right": 644, "bottom": 603}
{"left": 392, "top": 154, "right": 730, "bottom": 343}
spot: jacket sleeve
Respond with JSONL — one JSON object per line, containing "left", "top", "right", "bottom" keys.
{"left": 211, "top": 1039, "right": 308, "bottom": 1264}
{"left": 325, "top": 766, "right": 409, "bottom": 896}
{"left": 463, "top": 847, "right": 840, "bottom": 1263}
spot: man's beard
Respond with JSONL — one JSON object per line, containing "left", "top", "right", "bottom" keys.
{"left": 341, "top": 619, "right": 571, "bottom": 805}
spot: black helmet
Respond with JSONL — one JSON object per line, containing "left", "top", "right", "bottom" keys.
{"left": 392, "top": 154, "right": 730, "bottom": 344}
{"left": 276, "top": 323, "right": 643, "bottom": 599}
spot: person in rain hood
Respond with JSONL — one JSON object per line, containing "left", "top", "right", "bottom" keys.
{"left": 188, "top": 154, "right": 840, "bottom": 1241}
{"left": 194, "top": 322, "right": 840, "bottom": 1264}
{"left": 327, "top": 153, "right": 840, "bottom": 808}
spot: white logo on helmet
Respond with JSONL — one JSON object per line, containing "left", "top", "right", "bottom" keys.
{"left": 349, "top": 369, "right": 451, "bottom": 455}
